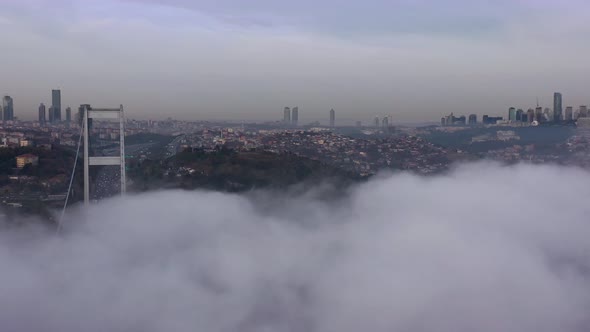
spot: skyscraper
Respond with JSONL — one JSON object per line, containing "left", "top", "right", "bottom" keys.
{"left": 283, "top": 107, "right": 291, "bottom": 124}
{"left": 565, "top": 106, "right": 573, "bottom": 121}
{"left": 516, "top": 109, "right": 524, "bottom": 122}
{"left": 330, "top": 109, "right": 335, "bottom": 127}
{"left": 554, "top": 92, "right": 563, "bottom": 122}
{"left": 457, "top": 116, "right": 467, "bottom": 125}
{"left": 48, "top": 106, "right": 55, "bottom": 123}
{"left": 374, "top": 116, "right": 380, "bottom": 127}
{"left": 527, "top": 109, "right": 535, "bottom": 123}
{"left": 445, "top": 113, "right": 456, "bottom": 125}
{"left": 2, "top": 96, "right": 14, "bottom": 121}
{"left": 543, "top": 108, "right": 552, "bottom": 122}
{"left": 579, "top": 106, "right": 588, "bottom": 118}
{"left": 508, "top": 107, "right": 516, "bottom": 122}
{"left": 39, "top": 103, "right": 46, "bottom": 125}
{"left": 53, "top": 108, "right": 61, "bottom": 122}
{"left": 535, "top": 107, "right": 543, "bottom": 122}
{"left": 381, "top": 116, "right": 389, "bottom": 127}
{"left": 468, "top": 114, "right": 477, "bottom": 125}
{"left": 291, "top": 107, "right": 298, "bottom": 126}
{"left": 66, "top": 106, "right": 72, "bottom": 123}
{"left": 52, "top": 89, "right": 61, "bottom": 123}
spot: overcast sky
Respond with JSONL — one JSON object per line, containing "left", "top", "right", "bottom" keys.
{"left": 2, "top": 0, "right": 590, "bottom": 123}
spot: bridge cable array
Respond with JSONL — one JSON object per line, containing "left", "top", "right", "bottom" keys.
{"left": 57, "top": 125, "right": 84, "bottom": 233}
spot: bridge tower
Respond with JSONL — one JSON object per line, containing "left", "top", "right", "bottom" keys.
{"left": 82, "top": 105, "right": 126, "bottom": 206}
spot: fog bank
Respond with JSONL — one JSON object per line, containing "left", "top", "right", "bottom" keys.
{"left": 1, "top": 162, "right": 590, "bottom": 332}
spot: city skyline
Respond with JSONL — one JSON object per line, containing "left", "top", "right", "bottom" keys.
{"left": 4, "top": 88, "right": 590, "bottom": 126}
{"left": 1, "top": 0, "right": 590, "bottom": 121}
{"left": 441, "top": 90, "right": 590, "bottom": 126}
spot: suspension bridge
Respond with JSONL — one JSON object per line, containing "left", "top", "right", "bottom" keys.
{"left": 58, "top": 105, "right": 126, "bottom": 230}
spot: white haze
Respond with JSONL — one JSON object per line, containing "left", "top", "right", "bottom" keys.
{"left": 1, "top": 162, "right": 590, "bottom": 332}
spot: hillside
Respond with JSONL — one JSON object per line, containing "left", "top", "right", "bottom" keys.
{"left": 129, "top": 149, "right": 363, "bottom": 192}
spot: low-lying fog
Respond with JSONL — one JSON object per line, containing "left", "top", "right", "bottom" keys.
{"left": 1, "top": 162, "right": 589, "bottom": 332}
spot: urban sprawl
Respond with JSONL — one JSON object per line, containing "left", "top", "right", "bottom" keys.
{"left": 2, "top": 89, "right": 590, "bottom": 211}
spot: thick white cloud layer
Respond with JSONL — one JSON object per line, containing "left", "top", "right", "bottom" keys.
{"left": 1, "top": 162, "right": 590, "bottom": 331}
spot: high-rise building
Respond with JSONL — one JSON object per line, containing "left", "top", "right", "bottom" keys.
{"left": 483, "top": 115, "right": 503, "bottom": 125}
{"left": 554, "top": 92, "right": 563, "bottom": 122}
{"left": 53, "top": 108, "right": 61, "bottom": 122}
{"left": 38, "top": 103, "right": 46, "bottom": 125}
{"left": 381, "top": 116, "right": 389, "bottom": 127}
{"left": 516, "top": 109, "right": 524, "bottom": 122}
{"left": 441, "top": 117, "right": 446, "bottom": 126}
{"left": 509, "top": 107, "right": 516, "bottom": 122}
{"left": 356, "top": 121, "right": 362, "bottom": 128}
{"left": 48, "top": 106, "right": 55, "bottom": 123}
{"left": 2, "top": 96, "right": 14, "bottom": 121}
{"left": 527, "top": 109, "right": 535, "bottom": 123}
{"left": 374, "top": 116, "right": 380, "bottom": 127}
{"left": 283, "top": 107, "right": 291, "bottom": 124}
{"left": 50, "top": 106, "right": 61, "bottom": 122}
{"left": 579, "top": 106, "right": 588, "bottom": 118}
{"left": 565, "top": 106, "right": 573, "bottom": 121}
{"left": 444, "top": 113, "right": 456, "bottom": 125}
{"left": 468, "top": 114, "right": 477, "bottom": 125}
{"left": 66, "top": 106, "right": 72, "bottom": 123}
{"left": 543, "top": 108, "right": 552, "bottom": 122}
{"left": 455, "top": 116, "right": 466, "bottom": 125}
{"left": 330, "top": 109, "right": 335, "bottom": 127}
{"left": 52, "top": 89, "right": 61, "bottom": 123}
{"left": 535, "top": 107, "right": 543, "bottom": 122}
{"left": 291, "top": 107, "right": 298, "bottom": 126}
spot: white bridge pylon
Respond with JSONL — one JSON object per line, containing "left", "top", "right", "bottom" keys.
{"left": 83, "top": 105, "right": 126, "bottom": 206}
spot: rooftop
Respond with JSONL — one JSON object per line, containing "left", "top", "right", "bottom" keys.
{"left": 17, "top": 154, "right": 38, "bottom": 159}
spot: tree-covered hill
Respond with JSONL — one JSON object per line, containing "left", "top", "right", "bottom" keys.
{"left": 129, "top": 148, "right": 363, "bottom": 193}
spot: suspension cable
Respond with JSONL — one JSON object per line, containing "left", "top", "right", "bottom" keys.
{"left": 57, "top": 125, "right": 84, "bottom": 233}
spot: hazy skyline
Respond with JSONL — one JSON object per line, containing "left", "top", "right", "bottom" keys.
{"left": 2, "top": 0, "right": 590, "bottom": 122}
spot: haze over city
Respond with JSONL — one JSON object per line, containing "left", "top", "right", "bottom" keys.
{"left": 3, "top": 0, "right": 590, "bottom": 122}
{"left": 4, "top": 2, "right": 590, "bottom": 331}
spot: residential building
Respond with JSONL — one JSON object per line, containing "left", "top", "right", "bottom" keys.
{"left": 16, "top": 154, "right": 39, "bottom": 169}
